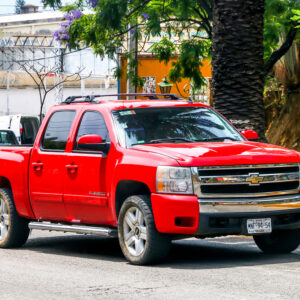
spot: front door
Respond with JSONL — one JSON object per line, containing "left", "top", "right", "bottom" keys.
{"left": 29, "top": 110, "right": 76, "bottom": 220}
{"left": 63, "top": 110, "right": 110, "bottom": 224}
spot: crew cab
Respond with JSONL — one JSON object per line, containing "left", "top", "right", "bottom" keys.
{"left": 0, "top": 93, "right": 299, "bottom": 265}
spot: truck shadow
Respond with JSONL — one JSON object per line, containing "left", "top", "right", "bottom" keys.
{"left": 25, "top": 234, "right": 124, "bottom": 263}
{"left": 166, "top": 237, "right": 300, "bottom": 270}
{"left": 24, "top": 234, "right": 300, "bottom": 269}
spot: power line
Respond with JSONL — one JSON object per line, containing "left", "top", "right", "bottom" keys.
{"left": 0, "top": 4, "right": 48, "bottom": 7}
{"left": 1, "top": 46, "right": 90, "bottom": 63}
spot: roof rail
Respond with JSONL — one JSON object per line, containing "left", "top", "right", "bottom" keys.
{"left": 62, "top": 95, "right": 99, "bottom": 104}
{"left": 61, "top": 93, "right": 183, "bottom": 104}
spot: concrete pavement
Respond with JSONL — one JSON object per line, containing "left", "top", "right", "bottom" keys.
{"left": 0, "top": 231, "right": 300, "bottom": 299}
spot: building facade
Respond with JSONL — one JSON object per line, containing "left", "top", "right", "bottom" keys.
{"left": 0, "top": 10, "right": 117, "bottom": 117}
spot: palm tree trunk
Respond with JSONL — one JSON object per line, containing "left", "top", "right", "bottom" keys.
{"left": 211, "top": 0, "right": 266, "bottom": 140}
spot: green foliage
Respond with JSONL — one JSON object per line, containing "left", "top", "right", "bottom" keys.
{"left": 43, "top": 0, "right": 299, "bottom": 89}
{"left": 264, "top": 0, "right": 300, "bottom": 60}
{"left": 42, "top": 0, "right": 62, "bottom": 8}
{"left": 150, "top": 38, "right": 176, "bottom": 64}
{"left": 169, "top": 40, "right": 210, "bottom": 89}
{"left": 291, "top": 9, "right": 300, "bottom": 28}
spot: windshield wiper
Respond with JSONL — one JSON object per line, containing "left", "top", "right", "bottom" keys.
{"left": 131, "top": 136, "right": 238, "bottom": 146}
{"left": 147, "top": 137, "right": 194, "bottom": 144}
{"left": 197, "top": 137, "right": 238, "bottom": 142}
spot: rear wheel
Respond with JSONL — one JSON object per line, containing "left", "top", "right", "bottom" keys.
{"left": 0, "top": 188, "right": 30, "bottom": 248}
{"left": 253, "top": 229, "right": 300, "bottom": 254}
{"left": 118, "top": 195, "right": 171, "bottom": 265}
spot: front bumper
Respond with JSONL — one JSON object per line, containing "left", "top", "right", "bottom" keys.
{"left": 151, "top": 193, "right": 199, "bottom": 234}
{"left": 197, "top": 193, "right": 300, "bottom": 236}
{"left": 151, "top": 193, "right": 300, "bottom": 236}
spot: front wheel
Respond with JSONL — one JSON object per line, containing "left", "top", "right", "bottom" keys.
{"left": 118, "top": 195, "right": 171, "bottom": 265}
{"left": 253, "top": 229, "right": 300, "bottom": 254}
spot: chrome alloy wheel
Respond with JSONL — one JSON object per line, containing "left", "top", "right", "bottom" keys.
{"left": 0, "top": 199, "right": 9, "bottom": 241}
{"left": 123, "top": 207, "right": 148, "bottom": 256}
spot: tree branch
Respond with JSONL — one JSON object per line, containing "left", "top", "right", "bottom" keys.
{"left": 193, "top": 7, "right": 212, "bottom": 39}
{"left": 125, "top": 0, "right": 153, "bottom": 19}
{"left": 264, "top": 25, "right": 298, "bottom": 75}
{"left": 197, "top": 0, "right": 213, "bottom": 21}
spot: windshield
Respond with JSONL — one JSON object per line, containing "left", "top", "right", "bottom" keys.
{"left": 112, "top": 106, "right": 244, "bottom": 147}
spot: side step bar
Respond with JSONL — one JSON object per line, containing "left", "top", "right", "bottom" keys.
{"left": 29, "top": 222, "right": 118, "bottom": 238}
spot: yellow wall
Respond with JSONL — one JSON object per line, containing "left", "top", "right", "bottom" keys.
{"left": 120, "top": 56, "right": 212, "bottom": 98}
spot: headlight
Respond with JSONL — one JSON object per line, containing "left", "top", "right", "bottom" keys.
{"left": 156, "top": 166, "right": 193, "bottom": 194}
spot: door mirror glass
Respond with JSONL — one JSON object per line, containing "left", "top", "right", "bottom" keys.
{"left": 241, "top": 129, "right": 259, "bottom": 140}
{"left": 77, "top": 134, "right": 110, "bottom": 153}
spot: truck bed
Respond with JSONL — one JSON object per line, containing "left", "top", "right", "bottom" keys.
{"left": 0, "top": 146, "right": 34, "bottom": 218}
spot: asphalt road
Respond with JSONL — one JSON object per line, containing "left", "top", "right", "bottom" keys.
{"left": 1, "top": 230, "right": 300, "bottom": 300}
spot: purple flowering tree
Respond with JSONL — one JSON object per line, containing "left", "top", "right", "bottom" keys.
{"left": 53, "top": 10, "right": 83, "bottom": 47}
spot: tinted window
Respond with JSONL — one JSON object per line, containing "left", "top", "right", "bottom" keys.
{"left": 75, "top": 111, "right": 110, "bottom": 149}
{"left": 42, "top": 111, "right": 76, "bottom": 150}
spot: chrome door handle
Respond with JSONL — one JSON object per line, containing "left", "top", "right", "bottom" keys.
{"left": 66, "top": 164, "right": 78, "bottom": 174}
{"left": 32, "top": 162, "right": 43, "bottom": 171}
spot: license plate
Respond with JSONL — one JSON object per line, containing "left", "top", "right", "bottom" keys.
{"left": 247, "top": 218, "right": 272, "bottom": 234}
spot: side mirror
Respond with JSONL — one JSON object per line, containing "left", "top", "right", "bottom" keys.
{"left": 241, "top": 129, "right": 259, "bottom": 141}
{"left": 77, "top": 134, "right": 110, "bottom": 153}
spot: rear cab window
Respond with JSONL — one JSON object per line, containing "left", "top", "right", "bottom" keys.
{"left": 41, "top": 110, "right": 76, "bottom": 151}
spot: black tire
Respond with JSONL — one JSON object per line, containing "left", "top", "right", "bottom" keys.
{"left": 118, "top": 195, "right": 171, "bottom": 265}
{"left": 253, "top": 229, "right": 300, "bottom": 254}
{"left": 0, "top": 188, "right": 30, "bottom": 248}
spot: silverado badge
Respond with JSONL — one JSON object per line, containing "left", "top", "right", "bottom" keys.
{"left": 246, "top": 173, "right": 264, "bottom": 185}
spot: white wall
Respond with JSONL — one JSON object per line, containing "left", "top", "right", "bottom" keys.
{"left": 0, "top": 86, "right": 118, "bottom": 117}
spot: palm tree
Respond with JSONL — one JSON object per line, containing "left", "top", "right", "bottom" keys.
{"left": 211, "top": 0, "right": 266, "bottom": 140}
{"left": 15, "top": 0, "right": 26, "bottom": 14}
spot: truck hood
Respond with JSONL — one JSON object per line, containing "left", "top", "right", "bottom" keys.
{"left": 132, "top": 141, "right": 300, "bottom": 166}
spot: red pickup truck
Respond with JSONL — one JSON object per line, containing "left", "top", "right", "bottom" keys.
{"left": 0, "top": 93, "right": 299, "bottom": 265}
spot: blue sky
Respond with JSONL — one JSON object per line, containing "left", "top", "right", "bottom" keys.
{"left": 0, "top": 0, "right": 73, "bottom": 15}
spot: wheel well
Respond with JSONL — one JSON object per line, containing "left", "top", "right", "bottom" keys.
{"left": 115, "top": 180, "right": 151, "bottom": 217}
{"left": 0, "top": 177, "right": 11, "bottom": 189}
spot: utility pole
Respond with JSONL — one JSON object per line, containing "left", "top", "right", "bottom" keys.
{"left": 81, "top": 78, "right": 85, "bottom": 96}
{"left": 6, "top": 71, "right": 10, "bottom": 115}
{"left": 55, "top": 47, "right": 64, "bottom": 104}
{"left": 127, "top": 24, "right": 138, "bottom": 97}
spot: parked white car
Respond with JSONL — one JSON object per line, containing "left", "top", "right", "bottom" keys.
{"left": 0, "top": 115, "right": 40, "bottom": 144}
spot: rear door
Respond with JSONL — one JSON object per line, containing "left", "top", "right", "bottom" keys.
{"left": 63, "top": 110, "right": 110, "bottom": 224}
{"left": 29, "top": 110, "right": 76, "bottom": 221}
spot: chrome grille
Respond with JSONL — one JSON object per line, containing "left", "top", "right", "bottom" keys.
{"left": 194, "top": 163, "right": 300, "bottom": 198}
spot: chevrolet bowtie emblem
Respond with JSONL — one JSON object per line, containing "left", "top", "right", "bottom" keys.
{"left": 246, "top": 173, "right": 264, "bottom": 185}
